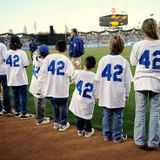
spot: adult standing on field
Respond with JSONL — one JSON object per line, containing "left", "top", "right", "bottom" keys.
{"left": 69, "top": 28, "right": 84, "bottom": 68}
{"left": 0, "top": 42, "right": 11, "bottom": 115}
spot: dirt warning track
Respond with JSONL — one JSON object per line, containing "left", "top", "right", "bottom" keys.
{"left": 0, "top": 116, "right": 159, "bottom": 160}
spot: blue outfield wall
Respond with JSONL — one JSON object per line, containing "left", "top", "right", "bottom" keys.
{"left": 23, "top": 43, "right": 134, "bottom": 50}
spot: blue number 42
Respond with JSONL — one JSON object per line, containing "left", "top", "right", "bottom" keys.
{"left": 48, "top": 60, "right": 65, "bottom": 75}
{"left": 139, "top": 50, "right": 160, "bottom": 69}
{"left": 76, "top": 80, "right": 93, "bottom": 99}
{"left": 102, "top": 64, "right": 123, "bottom": 82}
{"left": 6, "top": 55, "right": 20, "bottom": 67}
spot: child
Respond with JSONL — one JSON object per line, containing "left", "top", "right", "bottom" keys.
{"left": 0, "top": 42, "right": 12, "bottom": 115}
{"left": 0, "top": 85, "right": 2, "bottom": 114}
{"left": 29, "top": 45, "right": 50, "bottom": 125}
{"left": 69, "top": 56, "right": 97, "bottom": 137}
{"left": 5, "top": 36, "right": 34, "bottom": 119}
{"left": 95, "top": 35, "right": 132, "bottom": 143}
{"left": 38, "top": 40, "right": 74, "bottom": 131}
{"left": 29, "top": 40, "right": 38, "bottom": 60}
{"left": 130, "top": 18, "right": 160, "bottom": 150}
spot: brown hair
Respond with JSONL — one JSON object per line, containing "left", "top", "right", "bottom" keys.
{"left": 9, "top": 43, "right": 22, "bottom": 50}
{"left": 9, "top": 36, "right": 22, "bottom": 50}
{"left": 142, "top": 18, "right": 159, "bottom": 40}
{"left": 109, "top": 35, "right": 124, "bottom": 55}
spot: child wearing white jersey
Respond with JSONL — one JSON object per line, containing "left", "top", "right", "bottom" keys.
{"left": 38, "top": 40, "right": 74, "bottom": 131}
{"left": 69, "top": 56, "right": 97, "bottom": 137}
{"left": 96, "top": 35, "right": 132, "bottom": 143}
{"left": 5, "top": 36, "right": 34, "bottom": 119}
{"left": 130, "top": 18, "right": 160, "bottom": 150}
{"left": 29, "top": 45, "right": 50, "bottom": 125}
{"left": 0, "top": 42, "right": 11, "bottom": 115}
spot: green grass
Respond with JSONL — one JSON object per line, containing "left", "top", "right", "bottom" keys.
{"left": 25, "top": 47, "right": 149, "bottom": 137}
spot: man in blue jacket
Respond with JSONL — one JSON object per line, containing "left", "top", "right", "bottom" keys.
{"left": 69, "top": 28, "right": 84, "bottom": 68}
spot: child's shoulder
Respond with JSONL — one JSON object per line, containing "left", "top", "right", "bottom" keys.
{"left": 81, "top": 70, "right": 96, "bottom": 78}
{"left": 8, "top": 49, "right": 25, "bottom": 55}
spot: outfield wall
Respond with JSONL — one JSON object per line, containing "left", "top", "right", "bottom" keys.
{"left": 23, "top": 43, "right": 134, "bottom": 51}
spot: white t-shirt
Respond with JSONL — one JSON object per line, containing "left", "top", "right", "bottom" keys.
{"left": 29, "top": 55, "right": 44, "bottom": 98}
{"left": 95, "top": 54, "right": 133, "bottom": 108}
{"left": 130, "top": 40, "right": 160, "bottom": 93}
{"left": 38, "top": 53, "right": 74, "bottom": 98}
{"left": 5, "top": 49, "right": 29, "bottom": 86}
{"left": 69, "top": 70, "right": 99, "bottom": 120}
{"left": 0, "top": 43, "right": 7, "bottom": 75}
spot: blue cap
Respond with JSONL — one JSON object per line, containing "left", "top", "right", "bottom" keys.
{"left": 39, "top": 45, "right": 49, "bottom": 56}
{"left": 29, "top": 42, "right": 38, "bottom": 53}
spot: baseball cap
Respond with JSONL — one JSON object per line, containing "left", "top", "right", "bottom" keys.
{"left": 10, "top": 36, "right": 21, "bottom": 45}
{"left": 39, "top": 45, "right": 49, "bottom": 56}
{"left": 29, "top": 42, "right": 38, "bottom": 52}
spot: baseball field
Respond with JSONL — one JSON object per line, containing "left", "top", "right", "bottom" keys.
{"left": 1, "top": 47, "right": 159, "bottom": 160}
{"left": 25, "top": 47, "right": 149, "bottom": 137}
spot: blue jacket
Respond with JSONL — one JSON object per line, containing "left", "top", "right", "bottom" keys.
{"left": 69, "top": 36, "right": 84, "bottom": 58}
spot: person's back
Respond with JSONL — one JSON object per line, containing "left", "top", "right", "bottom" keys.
{"left": 130, "top": 39, "right": 160, "bottom": 92}
{"left": 0, "top": 42, "right": 11, "bottom": 114}
{"left": 42, "top": 53, "right": 73, "bottom": 98}
{"left": 96, "top": 35, "right": 132, "bottom": 143}
{"left": 38, "top": 40, "right": 74, "bottom": 132}
{"left": 6, "top": 49, "right": 29, "bottom": 86}
{"left": 0, "top": 43, "right": 7, "bottom": 76}
{"left": 130, "top": 18, "right": 160, "bottom": 150}
{"left": 70, "top": 70, "right": 96, "bottom": 119}
{"left": 97, "top": 54, "right": 132, "bottom": 108}
{"left": 69, "top": 56, "right": 97, "bottom": 137}
{"left": 29, "top": 45, "right": 50, "bottom": 125}
{"left": 5, "top": 36, "right": 33, "bottom": 119}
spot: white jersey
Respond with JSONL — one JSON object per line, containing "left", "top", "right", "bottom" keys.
{"left": 38, "top": 53, "right": 74, "bottom": 98}
{"left": 69, "top": 70, "right": 99, "bottom": 120}
{"left": 130, "top": 40, "right": 160, "bottom": 93}
{"left": 5, "top": 49, "right": 29, "bottom": 86}
{"left": 95, "top": 54, "right": 133, "bottom": 108}
{"left": 0, "top": 43, "right": 7, "bottom": 75}
{"left": 29, "top": 55, "right": 44, "bottom": 98}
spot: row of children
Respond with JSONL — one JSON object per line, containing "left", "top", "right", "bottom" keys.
{"left": 0, "top": 18, "right": 160, "bottom": 150}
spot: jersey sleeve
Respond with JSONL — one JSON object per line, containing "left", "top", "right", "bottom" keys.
{"left": 66, "top": 58, "right": 74, "bottom": 77}
{"left": 93, "top": 80, "right": 100, "bottom": 99}
{"left": 124, "top": 61, "right": 133, "bottom": 97}
{"left": 95, "top": 58, "right": 104, "bottom": 81}
{"left": 22, "top": 51, "right": 29, "bottom": 67}
{"left": 1, "top": 44, "right": 7, "bottom": 60}
{"left": 37, "top": 57, "right": 48, "bottom": 94}
{"left": 124, "top": 61, "right": 133, "bottom": 83}
{"left": 130, "top": 43, "right": 139, "bottom": 66}
{"left": 71, "top": 70, "right": 80, "bottom": 83}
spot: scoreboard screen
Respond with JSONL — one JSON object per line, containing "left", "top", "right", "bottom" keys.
{"left": 99, "top": 14, "right": 128, "bottom": 27}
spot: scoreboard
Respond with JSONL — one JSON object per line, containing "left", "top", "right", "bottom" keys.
{"left": 99, "top": 14, "right": 128, "bottom": 27}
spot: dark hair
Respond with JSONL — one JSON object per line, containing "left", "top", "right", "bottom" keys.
{"left": 84, "top": 56, "right": 96, "bottom": 70}
{"left": 109, "top": 35, "right": 124, "bottom": 54}
{"left": 55, "top": 40, "right": 67, "bottom": 52}
{"left": 9, "top": 43, "right": 22, "bottom": 50}
{"left": 9, "top": 36, "right": 22, "bottom": 50}
{"left": 142, "top": 18, "right": 159, "bottom": 40}
{"left": 71, "top": 28, "right": 78, "bottom": 34}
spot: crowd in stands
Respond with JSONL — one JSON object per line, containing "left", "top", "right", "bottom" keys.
{"left": 80, "top": 30, "right": 143, "bottom": 46}
{"left": 0, "top": 30, "right": 143, "bottom": 48}
{"left": 0, "top": 35, "right": 34, "bottom": 49}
